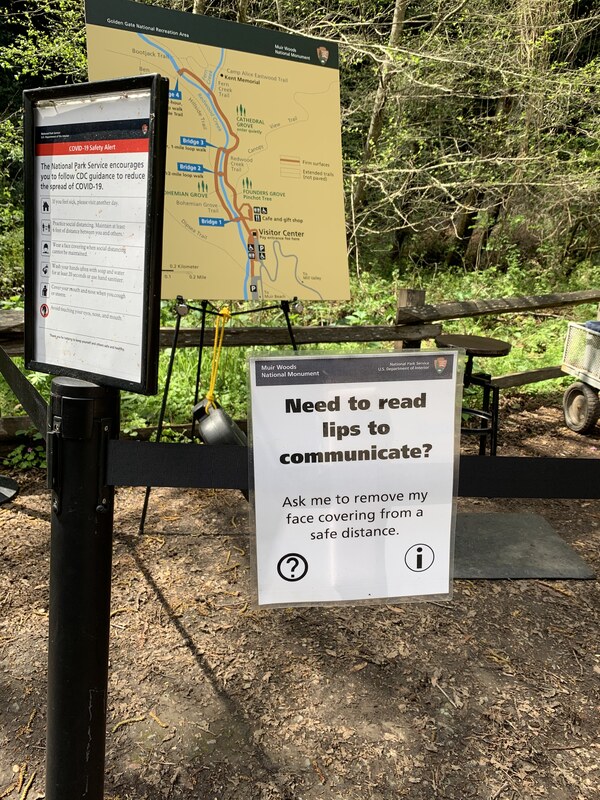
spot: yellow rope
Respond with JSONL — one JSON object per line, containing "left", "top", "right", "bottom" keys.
{"left": 205, "top": 307, "right": 231, "bottom": 409}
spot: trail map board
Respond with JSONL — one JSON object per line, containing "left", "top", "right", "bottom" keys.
{"left": 85, "top": 0, "right": 349, "bottom": 301}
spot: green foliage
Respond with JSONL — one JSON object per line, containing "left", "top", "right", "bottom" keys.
{"left": 0, "top": 0, "right": 598, "bottom": 433}
{"left": 0, "top": 0, "right": 87, "bottom": 254}
{"left": 0, "top": 228, "right": 25, "bottom": 298}
{"left": 0, "top": 118, "right": 24, "bottom": 291}
{"left": 0, "top": 359, "right": 52, "bottom": 418}
{"left": 116, "top": 261, "right": 598, "bottom": 430}
{"left": 151, "top": 426, "right": 190, "bottom": 443}
{"left": 344, "top": 0, "right": 600, "bottom": 275}
{"left": 3, "top": 429, "right": 47, "bottom": 471}
{"left": 426, "top": 260, "right": 600, "bottom": 398}
{"left": 0, "top": 119, "right": 23, "bottom": 233}
{"left": 1, "top": 0, "right": 598, "bottom": 281}
{"left": 3, "top": 261, "right": 598, "bottom": 428}
{"left": 0, "top": 0, "right": 87, "bottom": 84}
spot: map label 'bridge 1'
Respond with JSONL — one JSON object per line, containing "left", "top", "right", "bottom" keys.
{"left": 85, "top": 0, "right": 349, "bottom": 301}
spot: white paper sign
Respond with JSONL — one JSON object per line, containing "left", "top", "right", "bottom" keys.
{"left": 249, "top": 351, "right": 461, "bottom": 606}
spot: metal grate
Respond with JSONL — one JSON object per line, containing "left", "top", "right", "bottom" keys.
{"left": 562, "top": 323, "right": 600, "bottom": 390}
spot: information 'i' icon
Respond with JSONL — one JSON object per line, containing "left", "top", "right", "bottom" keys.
{"left": 404, "top": 543, "right": 435, "bottom": 572}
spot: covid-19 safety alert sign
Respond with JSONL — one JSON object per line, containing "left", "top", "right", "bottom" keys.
{"left": 249, "top": 351, "right": 462, "bottom": 607}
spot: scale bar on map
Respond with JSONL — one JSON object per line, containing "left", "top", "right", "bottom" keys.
{"left": 280, "top": 155, "right": 301, "bottom": 178}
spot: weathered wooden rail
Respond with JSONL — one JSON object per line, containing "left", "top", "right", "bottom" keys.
{"left": 1, "top": 288, "right": 599, "bottom": 439}
{"left": 159, "top": 321, "right": 440, "bottom": 349}
{"left": 3, "top": 288, "right": 600, "bottom": 353}
{"left": 394, "top": 289, "right": 600, "bottom": 324}
{"left": 0, "top": 305, "right": 440, "bottom": 438}
{"left": 0, "top": 308, "right": 438, "bottom": 355}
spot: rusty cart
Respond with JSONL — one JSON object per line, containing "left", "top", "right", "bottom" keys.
{"left": 562, "top": 321, "right": 600, "bottom": 433}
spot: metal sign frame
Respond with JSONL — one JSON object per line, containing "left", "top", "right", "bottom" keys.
{"left": 23, "top": 74, "right": 168, "bottom": 394}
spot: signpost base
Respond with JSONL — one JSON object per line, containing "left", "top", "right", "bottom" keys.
{"left": 0, "top": 475, "right": 18, "bottom": 504}
{"left": 454, "top": 512, "right": 594, "bottom": 579}
{"left": 46, "top": 378, "right": 119, "bottom": 800}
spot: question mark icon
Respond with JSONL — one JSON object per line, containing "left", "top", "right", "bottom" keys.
{"left": 277, "top": 553, "right": 308, "bottom": 582}
{"left": 287, "top": 555, "right": 299, "bottom": 577}
{"left": 423, "top": 443, "right": 432, "bottom": 457}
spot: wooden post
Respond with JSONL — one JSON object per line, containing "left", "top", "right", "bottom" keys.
{"left": 395, "top": 288, "right": 426, "bottom": 349}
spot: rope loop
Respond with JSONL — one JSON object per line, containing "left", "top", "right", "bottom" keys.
{"left": 205, "top": 306, "right": 230, "bottom": 409}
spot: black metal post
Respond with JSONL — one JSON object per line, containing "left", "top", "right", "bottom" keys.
{"left": 138, "top": 303, "right": 183, "bottom": 534}
{"left": 193, "top": 299, "right": 209, "bottom": 408}
{"left": 280, "top": 300, "right": 298, "bottom": 352}
{"left": 46, "top": 378, "right": 119, "bottom": 800}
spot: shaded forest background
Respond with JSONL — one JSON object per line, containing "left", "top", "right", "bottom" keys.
{"left": 1, "top": 0, "right": 599, "bottom": 299}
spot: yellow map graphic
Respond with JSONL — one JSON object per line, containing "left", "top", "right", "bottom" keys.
{"left": 86, "top": 17, "right": 349, "bottom": 300}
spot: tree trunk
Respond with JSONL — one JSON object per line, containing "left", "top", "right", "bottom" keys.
{"left": 275, "top": 0, "right": 284, "bottom": 25}
{"left": 391, "top": 226, "right": 410, "bottom": 262}
{"left": 238, "top": 0, "right": 250, "bottom": 23}
{"left": 351, "top": 0, "right": 408, "bottom": 212}
{"left": 475, "top": 201, "right": 503, "bottom": 268}
{"left": 446, "top": 189, "right": 483, "bottom": 267}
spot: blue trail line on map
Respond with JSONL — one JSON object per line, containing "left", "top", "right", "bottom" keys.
{"left": 137, "top": 33, "right": 227, "bottom": 139}
{"left": 211, "top": 48, "right": 225, "bottom": 91}
{"left": 138, "top": 33, "right": 250, "bottom": 297}
{"left": 138, "top": 33, "right": 180, "bottom": 75}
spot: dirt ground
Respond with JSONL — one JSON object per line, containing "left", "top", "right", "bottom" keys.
{"left": 1, "top": 394, "right": 599, "bottom": 800}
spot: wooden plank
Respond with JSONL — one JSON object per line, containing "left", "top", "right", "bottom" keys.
{"left": 0, "top": 341, "right": 24, "bottom": 356}
{"left": 0, "top": 309, "right": 24, "bottom": 334}
{"left": 0, "top": 416, "right": 33, "bottom": 440}
{"left": 159, "top": 323, "right": 441, "bottom": 348}
{"left": 396, "top": 288, "right": 426, "bottom": 324}
{"left": 3, "top": 288, "right": 600, "bottom": 334}
{"left": 395, "top": 288, "right": 426, "bottom": 349}
{"left": 0, "top": 310, "right": 25, "bottom": 355}
{"left": 0, "top": 346, "right": 48, "bottom": 438}
{"left": 0, "top": 314, "right": 440, "bottom": 355}
{"left": 395, "top": 290, "right": 600, "bottom": 324}
{"left": 490, "top": 366, "right": 564, "bottom": 389}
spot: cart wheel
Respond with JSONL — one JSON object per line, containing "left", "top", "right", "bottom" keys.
{"left": 562, "top": 382, "right": 600, "bottom": 434}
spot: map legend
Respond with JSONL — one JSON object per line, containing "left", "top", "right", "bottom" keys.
{"left": 279, "top": 156, "right": 302, "bottom": 178}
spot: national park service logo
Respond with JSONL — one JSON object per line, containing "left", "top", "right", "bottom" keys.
{"left": 433, "top": 355, "right": 449, "bottom": 374}
{"left": 316, "top": 46, "right": 330, "bottom": 65}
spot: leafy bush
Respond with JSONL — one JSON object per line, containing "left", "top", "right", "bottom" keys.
{"left": 0, "top": 227, "right": 25, "bottom": 300}
{"left": 3, "top": 429, "right": 46, "bottom": 470}
{"left": 1, "top": 265, "right": 598, "bottom": 432}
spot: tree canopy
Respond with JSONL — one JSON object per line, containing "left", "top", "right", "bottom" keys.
{"left": 1, "top": 0, "right": 599, "bottom": 284}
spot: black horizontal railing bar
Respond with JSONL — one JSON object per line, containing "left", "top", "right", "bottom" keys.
{"left": 0, "top": 345, "right": 47, "bottom": 440}
{"left": 107, "top": 440, "right": 246, "bottom": 490}
{"left": 457, "top": 455, "right": 599, "bottom": 498}
{"left": 107, "top": 442, "right": 600, "bottom": 499}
